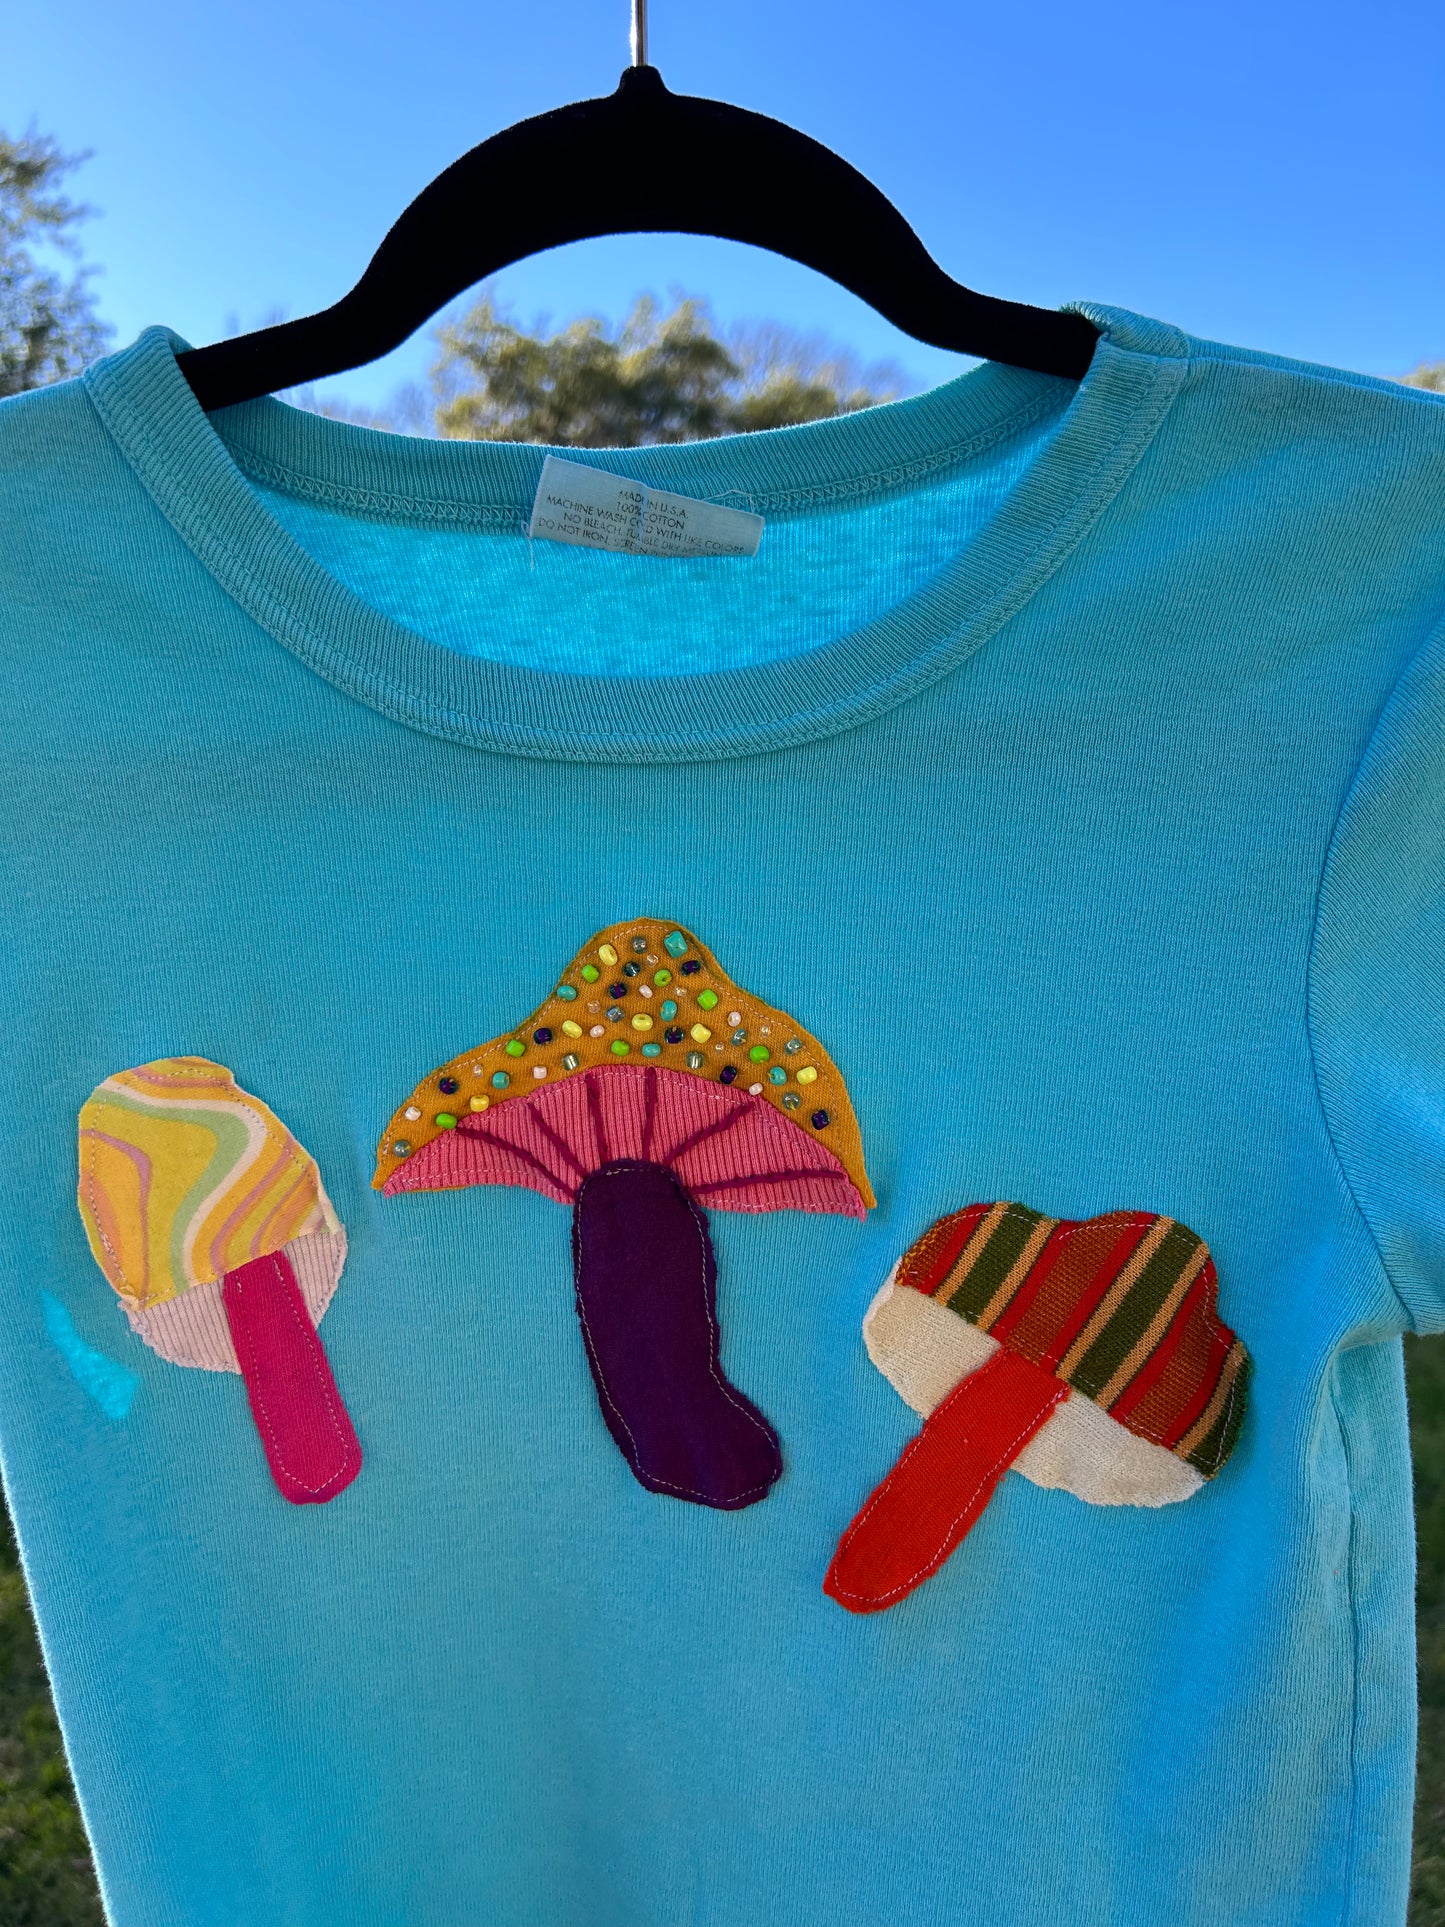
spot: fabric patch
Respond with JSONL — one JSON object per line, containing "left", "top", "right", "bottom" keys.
{"left": 825, "top": 1349, "right": 1067, "bottom": 1614}
{"left": 826, "top": 1201, "right": 1249, "bottom": 1612}
{"left": 374, "top": 917, "right": 872, "bottom": 1210}
{"left": 77, "top": 1058, "right": 361, "bottom": 1504}
{"left": 572, "top": 1160, "right": 781, "bottom": 1508}
{"left": 41, "top": 1292, "right": 139, "bottom": 1422}
{"left": 374, "top": 920, "right": 873, "bottom": 1508}
{"left": 222, "top": 1249, "right": 363, "bottom": 1505}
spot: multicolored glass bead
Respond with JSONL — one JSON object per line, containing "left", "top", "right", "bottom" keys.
{"left": 504, "top": 1041, "right": 525, "bottom": 1059}
{"left": 391, "top": 1139, "right": 412, "bottom": 1156}
{"left": 811, "top": 1110, "right": 830, "bottom": 1129}
{"left": 609, "top": 982, "right": 627, "bottom": 998}
{"left": 680, "top": 960, "right": 701, "bottom": 975}
{"left": 748, "top": 1045, "right": 769, "bottom": 1063}
{"left": 664, "top": 1026, "right": 684, "bottom": 1043}
{"left": 654, "top": 969, "right": 672, "bottom": 987}
{"left": 436, "top": 1112, "right": 458, "bottom": 1129}
{"left": 719, "top": 1066, "right": 738, "bottom": 1085}
{"left": 561, "top": 1053, "right": 581, "bottom": 1072}
{"left": 796, "top": 1065, "right": 818, "bottom": 1085}
{"left": 661, "top": 999, "right": 678, "bottom": 1019}
{"left": 533, "top": 1027, "right": 553, "bottom": 1045}
{"left": 641, "top": 1042, "right": 662, "bottom": 1058}
{"left": 439, "top": 1076, "right": 460, "bottom": 1093}
{"left": 610, "top": 1040, "right": 630, "bottom": 1057}
{"left": 621, "top": 961, "right": 641, "bottom": 978}
{"left": 782, "top": 1093, "right": 801, "bottom": 1111}
{"left": 598, "top": 943, "right": 619, "bottom": 965}
{"left": 697, "top": 989, "right": 719, "bottom": 1010}
{"left": 492, "top": 1072, "right": 511, "bottom": 1090}
{"left": 630, "top": 936, "right": 648, "bottom": 953}
{"left": 691, "top": 1024, "right": 712, "bottom": 1043}
{"left": 581, "top": 964, "right": 600, "bottom": 983}
{"left": 557, "top": 984, "right": 578, "bottom": 1001}
{"left": 769, "top": 1066, "right": 787, "bottom": 1085}
{"left": 664, "top": 931, "right": 688, "bottom": 957}
{"left": 685, "top": 1050, "right": 705, "bottom": 1070}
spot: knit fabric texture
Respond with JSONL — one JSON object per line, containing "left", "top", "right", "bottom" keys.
{"left": 0, "top": 307, "right": 1443, "bottom": 1924}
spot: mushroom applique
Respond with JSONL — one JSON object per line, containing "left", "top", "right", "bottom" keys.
{"left": 825, "top": 1199, "right": 1250, "bottom": 1613}
{"left": 375, "top": 919, "right": 873, "bottom": 1510}
{"left": 77, "top": 1058, "right": 362, "bottom": 1505}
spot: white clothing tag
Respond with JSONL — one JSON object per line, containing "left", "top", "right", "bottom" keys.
{"left": 528, "top": 456, "right": 763, "bottom": 559}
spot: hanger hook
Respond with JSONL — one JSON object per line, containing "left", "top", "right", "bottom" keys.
{"left": 630, "top": 0, "right": 648, "bottom": 67}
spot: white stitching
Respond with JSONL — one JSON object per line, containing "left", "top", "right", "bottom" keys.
{"left": 225, "top": 1251, "right": 356, "bottom": 1497}
{"left": 828, "top": 1375, "right": 1067, "bottom": 1605}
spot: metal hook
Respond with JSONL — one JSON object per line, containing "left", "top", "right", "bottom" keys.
{"left": 630, "top": 0, "right": 648, "bottom": 67}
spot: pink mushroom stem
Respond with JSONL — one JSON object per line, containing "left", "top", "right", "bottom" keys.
{"left": 221, "top": 1249, "right": 363, "bottom": 1505}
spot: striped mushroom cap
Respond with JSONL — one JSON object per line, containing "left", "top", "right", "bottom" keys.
{"left": 826, "top": 1198, "right": 1251, "bottom": 1612}
{"left": 374, "top": 917, "right": 873, "bottom": 1208}
{"left": 865, "top": 1200, "right": 1249, "bottom": 1503}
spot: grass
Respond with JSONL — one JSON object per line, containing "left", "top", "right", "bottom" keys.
{"left": 1409, "top": 1333, "right": 1445, "bottom": 1924}
{"left": 3, "top": 1347, "right": 1445, "bottom": 1924}
{"left": 0, "top": 1510, "right": 102, "bottom": 1926}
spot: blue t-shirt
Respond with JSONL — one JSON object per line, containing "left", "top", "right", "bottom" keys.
{"left": 1, "top": 306, "right": 1443, "bottom": 1926}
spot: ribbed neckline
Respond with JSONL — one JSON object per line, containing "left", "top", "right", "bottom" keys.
{"left": 83, "top": 305, "right": 1188, "bottom": 764}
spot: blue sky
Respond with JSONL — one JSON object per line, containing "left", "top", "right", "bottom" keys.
{"left": 8, "top": 0, "right": 1443, "bottom": 410}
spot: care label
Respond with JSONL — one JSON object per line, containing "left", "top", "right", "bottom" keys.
{"left": 528, "top": 455, "right": 763, "bottom": 559}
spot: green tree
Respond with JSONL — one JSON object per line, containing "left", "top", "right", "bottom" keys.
{"left": 0, "top": 129, "right": 110, "bottom": 399}
{"left": 430, "top": 293, "right": 903, "bottom": 444}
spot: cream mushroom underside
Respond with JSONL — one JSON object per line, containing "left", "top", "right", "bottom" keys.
{"left": 125, "top": 1229, "right": 348, "bottom": 1373}
{"left": 863, "top": 1267, "right": 1204, "bottom": 1508}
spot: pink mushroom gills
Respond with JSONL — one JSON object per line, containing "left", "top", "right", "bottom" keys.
{"left": 374, "top": 919, "right": 874, "bottom": 1509}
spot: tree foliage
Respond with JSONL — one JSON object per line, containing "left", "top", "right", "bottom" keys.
{"left": 429, "top": 293, "right": 904, "bottom": 444}
{"left": 1403, "top": 362, "right": 1445, "bottom": 394}
{"left": 0, "top": 129, "right": 110, "bottom": 398}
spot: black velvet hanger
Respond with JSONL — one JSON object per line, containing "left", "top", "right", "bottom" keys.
{"left": 177, "top": 4, "right": 1098, "bottom": 411}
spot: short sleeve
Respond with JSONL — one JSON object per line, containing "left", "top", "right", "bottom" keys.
{"left": 1311, "top": 619, "right": 1445, "bottom": 1333}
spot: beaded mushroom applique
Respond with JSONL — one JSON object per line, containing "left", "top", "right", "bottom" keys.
{"left": 375, "top": 920, "right": 873, "bottom": 1510}
{"left": 77, "top": 1058, "right": 362, "bottom": 1505}
{"left": 825, "top": 1200, "right": 1250, "bottom": 1613}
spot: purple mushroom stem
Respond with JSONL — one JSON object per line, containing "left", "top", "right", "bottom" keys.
{"left": 383, "top": 1064, "right": 869, "bottom": 1509}
{"left": 570, "top": 1158, "right": 783, "bottom": 1511}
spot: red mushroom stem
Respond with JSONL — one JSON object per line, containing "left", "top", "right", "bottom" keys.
{"left": 823, "top": 1348, "right": 1067, "bottom": 1614}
